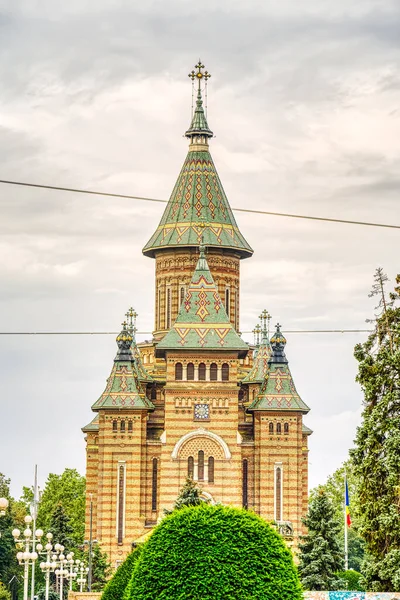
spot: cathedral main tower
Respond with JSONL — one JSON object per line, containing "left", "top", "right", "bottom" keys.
{"left": 82, "top": 62, "right": 311, "bottom": 568}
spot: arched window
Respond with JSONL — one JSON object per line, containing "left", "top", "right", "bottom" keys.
{"left": 208, "top": 456, "right": 214, "bottom": 483}
{"left": 188, "top": 456, "right": 194, "bottom": 479}
{"left": 221, "top": 363, "right": 229, "bottom": 381}
{"left": 225, "top": 288, "right": 230, "bottom": 318}
{"left": 198, "top": 450, "right": 204, "bottom": 481}
{"left": 198, "top": 363, "right": 206, "bottom": 381}
{"left": 276, "top": 422, "right": 282, "bottom": 435}
{"left": 180, "top": 286, "right": 185, "bottom": 305}
{"left": 242, "top": 459, "right": 248, "bottom": 509}
{"left": 175, "top": 362, "right": 183, "bottom": 380}
{"left": 128, "top": 420, "right": 133, "bottom": 433}
{"left": 151, "top": 385, "right": 157, "bottom": 401}
{"left": 210, "top": 363, "right": 218, "bottom": 381}
{"left": 152, "top": 458, "right": 158, "bottom": 512}
{"left": 120, "top": 420, "right": 125, "bottom": 433}
{"left": 284, "top": 422, "right": 289, "bottom": 435}
{"left": 187, "top": 363, "right": 195, "bottom": 381}
{"left": 158, "top": 289, "right": 161, "bottom": 329}
{"left": 166, "top": 288, "right": 171, "bottom": 329}
{"left": 112, "top": 420, "right": 118, "bottom": 432}
{"left": 275, "top": 466, "right": 282, "bottom": 521}
{"left": 269, "top": 422, "right": 274, "bottom": 434}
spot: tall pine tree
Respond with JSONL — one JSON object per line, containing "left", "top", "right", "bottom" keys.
{"left": 298, "top": 489, "right": 344, "bottom": 590}
{"left": 49, "top": 503, "right": 73, "bottom": 548}
{"left": 350, "top": 270, "right": 400, "bottom": 592}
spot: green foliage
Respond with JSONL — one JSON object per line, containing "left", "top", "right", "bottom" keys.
{"left": 336, "top": 569, "right": 364, "bottom": 591}
{"left": 128, "top": 504, "right": 302, "bottom": 600}
{"left": 0, "top": 474, "right": 19, "bottom": 589}
{"left": 350, "top": 271, "right": 400, "bottom": 592}
{"left": 36, "top": 588, "right": 59, "bottom": 600}
{"left": 309, "top": 462, "right": 365, "bottom": 571}
{"left": 84, "top": 544, "right": 111, "bottom": 592}
{"left": 101, "top": 547, "right": 142, "bottom": 600}
{"left": 298, "top": 489, "right": 344, "bottom": 590}
{"left": 37, "top": 469, "right": 85, "bottom": 546}
{"left": 0, "top": 583, "right": 11, "bottom": 600}
{"left": 170, "top": 477, "right": 206, "bottom": 512}
{"left": 49, "top": 503, "right": 74, "bottom": 548}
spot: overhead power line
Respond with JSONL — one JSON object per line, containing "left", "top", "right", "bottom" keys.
{"left": 0, "top": 178, "right": 399, "bottom": 230}
{"left": 0, "top": 329, "right": 374, "bottom": 336}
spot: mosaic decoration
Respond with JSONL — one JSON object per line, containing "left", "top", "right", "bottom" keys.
{"left": 157, "top": 249, "right": 248, "bottom": 354}
{"left": 248, "top": 324, "right": 310, "bottom": 414}
{"left": 91, "top": 326, "right": 154, "bottom": 412}
{"left": 142, "top": 89, "right": 254, "bottom": 259}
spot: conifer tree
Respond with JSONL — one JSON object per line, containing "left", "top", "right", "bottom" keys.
{"left": 298, "top": 489, "right": 344, "bottom": 590}
{"left": 49, "top": 503, "right": 73, "bottom": 548}
{"left": 164, "top": 477, "right": 206, "bottom": 514}
{"left": 350, "top": 270, "right": 400, "bottom": 592}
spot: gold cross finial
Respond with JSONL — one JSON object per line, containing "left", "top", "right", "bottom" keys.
{"left": 253, "top": 323, "right": 261, "bottom": 346}
{"left": 121, "top": 320, "right": 128, "bottom": 329}
{"left": 188, "top": 60, "right": 211, "bottom": 85}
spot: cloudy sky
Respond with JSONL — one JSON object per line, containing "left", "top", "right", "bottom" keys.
{"left": 1, "top": 0, "right": 399, "bottom": 497}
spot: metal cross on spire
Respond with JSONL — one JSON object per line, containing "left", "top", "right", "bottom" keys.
{"left": 125, "top": 307, "right": 138, "bottom": 336}
{"left": 253, "top": 324, "right": 261, "bottom": 346}
{"left": 188, "top": 60, "right": 211, "bottom": 117}
{"left": 259, "top": 309, "right": 272, "bottom": 339}
{"left": 188, "top": 59, "right": 211, "bottom": 87}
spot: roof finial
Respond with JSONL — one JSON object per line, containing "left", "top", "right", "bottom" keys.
{"left": 126, "top": 307, "right": 138, "bottom": 337}
{"left": 253, "top": 323, "right": 261, "bottom": 346}
{"left": 186, "top": 60, "right": 213, "bottom": 140}
{"left": 115, "top": 321, "right": 133, "bottom": 362}
{"left": 270, "top": 323, "right": 288, "bottom": 363}
{"left": 259, "top": 309, "right": 272, "bottom": 342}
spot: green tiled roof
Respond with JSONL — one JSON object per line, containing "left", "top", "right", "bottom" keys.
{"left": 91, "top": 325, "right": 154, "bottom": 412}
{"left": 142, "top": 86, "right": 253, "bottom": 259}
{"left": 185, "top": 86, "right": 213, "bottom": 138}
{"left": 156, "top": 247, "right": 249, "bottom": 356}
{"left": 242, "top": 333, "right": 271, "bottom": 384}
{"left": 82, "top": 414, "right": 99, "bottom": 433}
{"left": 248, "top": 324, "right": 310, "bottom": 414}
{"left": 302, "top": 423, "right": 313, "bottom": 435}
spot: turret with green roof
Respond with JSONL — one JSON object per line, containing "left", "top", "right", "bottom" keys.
{"left": 242, "top": 310, "right": 272, "bottom": 384}
{"left": 91, "top": 323, "right": 154, "bottom": 412}
{"left": 249, "top": 324, "right": 310, "bottom": 413}
{"left": 142, "top": 60, "right": 253, "bottom": 259}
{"left": 156, "top": 245, "right": 249, "bottom": 357}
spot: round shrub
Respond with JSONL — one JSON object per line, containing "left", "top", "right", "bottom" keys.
{"left": 128, "top": 504, "right": 302, "bottom": 600}
{"left": 101, "top": 546, "right": 142, "bottom": 600}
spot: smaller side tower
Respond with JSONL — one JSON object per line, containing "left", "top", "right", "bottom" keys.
{"left": 83, "top": 324, "right": 154, "bottom": 564}
{"left": 248, "top": 324, "right": 311, "bottom": 544}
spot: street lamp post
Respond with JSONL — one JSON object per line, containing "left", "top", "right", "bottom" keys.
{"left": 39, "top": 532, "right": 56, "bottom": 600}
{"left": 0, "top": 497, "right": 9, "bottom": 539}
{"left": 74, "top": 562, "right": 89, "bottom": 593}
{"left": 54, "top": 544, "right": 69, "bottom": 600}
{"left": 65, "top": 553, "right": 77, "bottom": 591}
{"left": 12, "top": 515, "right": 44, "bottom": 600}
{"left": 0, "top": 497, "right": 9, "bottom": 516}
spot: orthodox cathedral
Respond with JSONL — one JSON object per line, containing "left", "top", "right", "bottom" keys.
{"left": 82, "top": 62, "right": 311, "bottom": 567}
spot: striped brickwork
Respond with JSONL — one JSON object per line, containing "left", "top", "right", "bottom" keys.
{"left": 154, "top": 249, "right": 241, "bottom": 338}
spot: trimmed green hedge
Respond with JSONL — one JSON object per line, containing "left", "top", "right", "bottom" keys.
{"left": 127, "top": 504, "right": 302, "bottom": 600}
{"left": 101, "top": 546, "right": 142, "bottom": 600}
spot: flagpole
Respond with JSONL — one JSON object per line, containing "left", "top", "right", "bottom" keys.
{"left": 344, "top": 470, "right": 348, "bottom": 571}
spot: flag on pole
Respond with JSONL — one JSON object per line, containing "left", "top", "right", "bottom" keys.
{"left": 345, "top": 478, "right": 351, "bottom": 528}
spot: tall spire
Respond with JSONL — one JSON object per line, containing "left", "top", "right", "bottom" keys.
{"left": 142, "top": 61, "right": 253, "bottom": 259}
{"left": 126, "top": 307, "right": 154, "bottom": 383}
